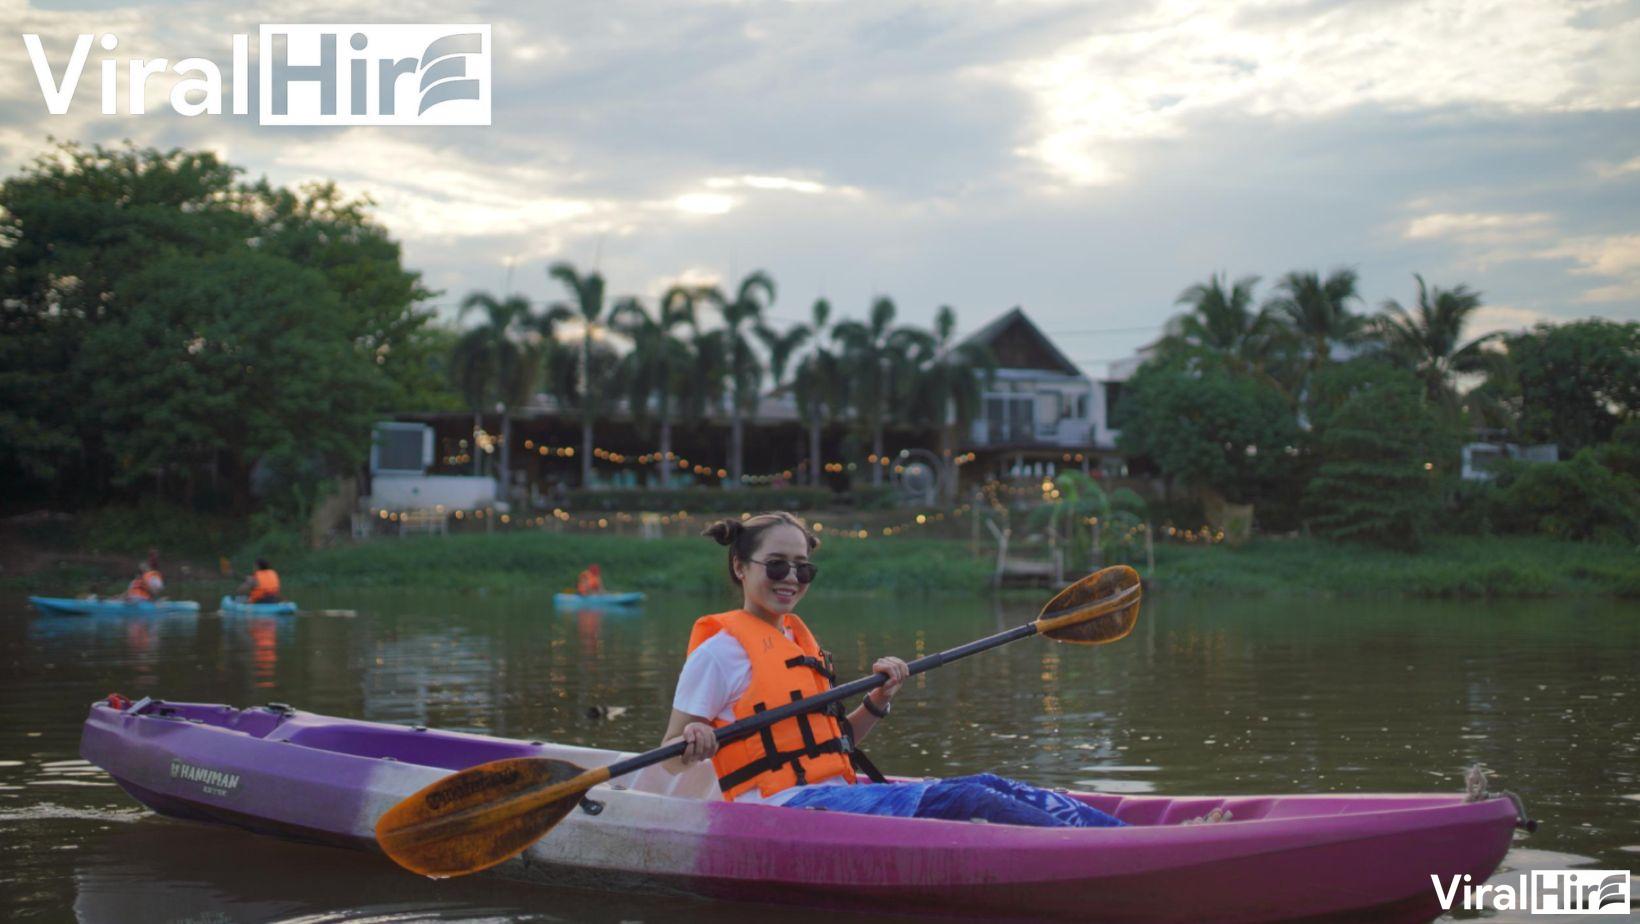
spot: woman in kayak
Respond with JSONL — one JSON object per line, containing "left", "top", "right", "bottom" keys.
{"left": 237, "top": 558, "right": 282, "bottom": 604}
{"left": 660, "top": 511, "right": 1125, "bottom": 828}
{"left": 122, "top": 550, "right": 164, "bottom": 602}
{"left": 576, "top": 564, "right": 605, "bottom": 596}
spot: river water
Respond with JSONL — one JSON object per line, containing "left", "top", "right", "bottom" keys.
{"left": 2, "top": 588, "right": 1636, "bottom": 921}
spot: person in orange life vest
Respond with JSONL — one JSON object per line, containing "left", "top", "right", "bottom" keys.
{"left": 659, "top": 512, "right": 906, "bottom": 803}
{"left": 123, "top": 550, "right": 164, "bottom": 602}
{"left": 576, "top": 564, "right": 605, "bottom": 596}
{"left": 659, "top": 512, "right": 1126, "bottom": 828}
{"left": 237, "top": 558, "right": 281, "bottom": 603}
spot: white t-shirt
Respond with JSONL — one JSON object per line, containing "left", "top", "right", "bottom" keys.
{"left": 672, "top": 623, "right": 848, "bottom": 806}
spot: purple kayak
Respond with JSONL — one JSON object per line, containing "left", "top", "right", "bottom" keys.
{"left": 81, "top": 697, "right": 1526, "bottom": 922}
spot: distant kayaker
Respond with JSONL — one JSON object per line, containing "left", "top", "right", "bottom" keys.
{"left": 237, "top": 558, "right": 281, "bottom": 604}
{"left": 122, "top": 550, "right": 164, "bottom": 602}
{"left": 659, "top": 511, "right": 1126, "bottom": 828}
{"left": 576, "top": 564, "right": 605, "bottom": 596}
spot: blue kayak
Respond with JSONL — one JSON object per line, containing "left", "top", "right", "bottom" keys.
{"left": 219, "top": 595, "right": 299, "bottom": 616}
{"left": 29, "top": 596, "right": 201, "bottom": 617}
{"left": 553, "top": 591, "right": 645, "bottom": 609}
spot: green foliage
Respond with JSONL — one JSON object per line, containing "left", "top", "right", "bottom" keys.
{"left": 1490, "top": 450, "right": 1640, "bottom": 543}
{"left": 1026, "top": 471, "right": 1148, "bottom": 566}
{"left": 289, "top": 531, "right": 995, "bottom": 596}
{"left": 1505, "top": 319, "right": 1639, "bottom": 452}
{"left": 80, "top": 251, "right": 388, "bottom": 508}
{"left": 1592, "top": 419, "right": 1640, "bottom": 482}
{"left": 1115, "top": 360, "right": 1300, "bottom": 504}
{"left": 1304, "top": 364, "right": 1458, "bottom": 549}
{"left": 0, "top": 140, "right": 441, "bottom": 512}
{"left": 1150, "top": 534, "right": 1638, "bottom": 597}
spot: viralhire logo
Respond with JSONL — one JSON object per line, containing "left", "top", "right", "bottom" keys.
{"left": 23, "top": 23, "right": 491, "bottom": 125}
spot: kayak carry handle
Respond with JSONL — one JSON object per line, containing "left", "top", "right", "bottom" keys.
{"left": 1502, "top": 791, "right": 1537, "bottom": 833}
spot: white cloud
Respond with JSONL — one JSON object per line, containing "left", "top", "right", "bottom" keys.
{"left": 1403, "top": 211, "right": 1556, "bottom": 247}
{"left": 1466, "top": 304, "right": 1557, "bottom": 337}
{"left": 673, "top": 192, "right": 737, "bottom": 215}
{"left": 1005, "top": 0, "right": 1640, "bottom": 186}
{"left": 1592, "top": 154, "right": 1640, "bottom": 179}
{"left": 1540, "top": 233, "right": 1640, "bottom": 303}
{"left": 706, "top": 174, "right": 844, "bottom": 195}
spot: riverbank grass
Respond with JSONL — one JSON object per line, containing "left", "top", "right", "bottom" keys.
{"left": 277, "top": 532, "right": 1636, "bottom": 598}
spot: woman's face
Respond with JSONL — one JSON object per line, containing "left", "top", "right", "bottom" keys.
{"left": 735, "top": 523, "right": 812, "bottom": 618}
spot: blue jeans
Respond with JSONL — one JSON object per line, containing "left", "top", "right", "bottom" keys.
{"left": 780, "top": 773, "right": 1126, "bottom": 828}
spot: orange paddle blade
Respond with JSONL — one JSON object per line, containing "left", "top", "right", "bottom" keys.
{"left": 375, "top": 757, "right": 607, "bottom": 878}
{"left": 1034, "top": 565, "right": 1142, "bottom": 645}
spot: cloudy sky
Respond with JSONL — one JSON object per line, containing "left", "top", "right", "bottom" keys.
{"left": 6, "top": 0, "right": 1638, "bottom": 376}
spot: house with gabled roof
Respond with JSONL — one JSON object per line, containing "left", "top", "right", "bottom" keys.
{"left": 954, "top": 307, "right": 1126, "bottom": 478}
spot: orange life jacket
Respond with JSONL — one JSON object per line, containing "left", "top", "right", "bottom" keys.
{"left": 126, "top": 570, "right": 161, "bottom": 600}
{"left": 249, "top": 569, "right": 280, "bottom": 602}
{"left": 576, "top": 567, "right": 603, "bottom": 595}
{"left": 686, "top": 610, "right": 856, "bottom": 800}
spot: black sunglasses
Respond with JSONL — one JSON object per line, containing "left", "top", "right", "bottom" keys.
{"left": 748, "top": 557, "right": 818, "bottom": 584}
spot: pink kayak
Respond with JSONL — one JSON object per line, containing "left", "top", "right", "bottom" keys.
{"left": 80, "top": 697, "right": 1528, "bottom": 922}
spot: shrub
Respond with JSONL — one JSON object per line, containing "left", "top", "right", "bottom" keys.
{"left": 1493, "top": 450, "right": 1640, "bottom": 543}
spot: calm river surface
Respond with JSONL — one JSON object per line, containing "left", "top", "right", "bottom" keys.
{"left": 2, "top": 588, "right": 1636, "bottom": 922}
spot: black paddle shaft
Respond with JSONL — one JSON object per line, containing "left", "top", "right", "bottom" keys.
{"left": 602, "top": 620, "right": 1041, "bottom": 780}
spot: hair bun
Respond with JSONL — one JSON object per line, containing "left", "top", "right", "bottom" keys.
{"left": 702, "top": 519, "right": 742, "bottom": 546}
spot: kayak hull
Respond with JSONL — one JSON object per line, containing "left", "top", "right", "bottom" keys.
{"left": 219, "top": 596, "right": 299, "bottom": 616}
{"left": 553, "top": 591, "right": 645, "bottom": 609}
{"left": 30, "top": 596, "right": 201, "bottom": 617}
{"left": 80, "top": 699, "right": 1520, "bottom": 923}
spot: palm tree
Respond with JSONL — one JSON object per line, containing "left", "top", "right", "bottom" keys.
{"left": 792, "top": 299, "right": 845, "bottom": 488}
{"left": 701, "top": 271, "right": 776, "bottom": 488}
{"left": 832, "top": 296, "right": 934, "bottom": 486}
{"left": 544, "top": 261, "right": 611, "bottom": 487}
{"left": 1264, "top": 268, "right": 1367, "bottom": 389}
{"left": 1375, "top": 274, "right": 1491, "bottom": 412}
{"left": 449, "top": 291, "right": 543, "bottom": 498}
{"left": 909, "top": 306, "right": 995, "bottom": 498}
{"left": 679, "top": 327, "right": 729, "bottom": 461}
{"left": 1163, "top": 273, "right": 1282, "bottom": 375}
{"left": 1026, "top": 470, "right": 1147, "bottom": 568}
{"left": 611, "top": 285, "right": 698, "bottom": 488}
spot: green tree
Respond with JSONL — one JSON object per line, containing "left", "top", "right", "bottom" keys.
{"left": 545, "top": 262, "right": 617, "bottom": 486}
{"left": 1374, "top": 274, "right": 1491, "bottom": 413}
{"left": 1115, "top": 360, "right": 1300, "bottom": 505}
{"left": 791, "top": 299, "right": 846, "bottom": 488}
{"left": 82, "top": 251, "right": 389, "bottom": 512}
{"left": 0, "top": 140, "right": 436, "bottom": 512}
{"left": 1027, "top": 470, "right": 1148, "bottom": 568}
{"left": 450, "top": 291, "right": 546, "bottom": 492}
{"left": 611, "top": 286, "right": 698, "bottom": 489}
{"left": 1161, "top": 273, "right": 1286, "bottom": 383}
{"left": 701, "top": 271, "right": 776, "bottom": 488}
{"left": 832, "top": 297, "right": 934, "bottom": 486}
{"left": 1265, "top": 268, "right": 1366, "bottom": 394}
{"left": 1503, "top": 319, "right": 1639, "bottom": 452}
{"left": 1492, "top": 449, "right": 1640, "bottom": 543}
{"left": 1303, "top": 363, "right": 1458, "bottom": 549}
{"left": 908, "top": 306, "right": 995, "bottom": 498}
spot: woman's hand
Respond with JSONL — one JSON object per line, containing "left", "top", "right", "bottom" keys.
{"left": 679, "top": 721, "right": 718, "bottom": 764}
{"left": 869, "top": 656, "right": 910, "bottom": 709}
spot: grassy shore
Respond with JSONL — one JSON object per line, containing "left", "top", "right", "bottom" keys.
{"left": 270, "top": 531, "right": 1638, "bottom": 598}
{"left": 1150, "top": 535, "right": 1638, "bottom": 597}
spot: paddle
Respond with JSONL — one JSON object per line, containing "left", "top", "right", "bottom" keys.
{"left": 375, "top": 564, "right": 1143, "bottom": 879}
